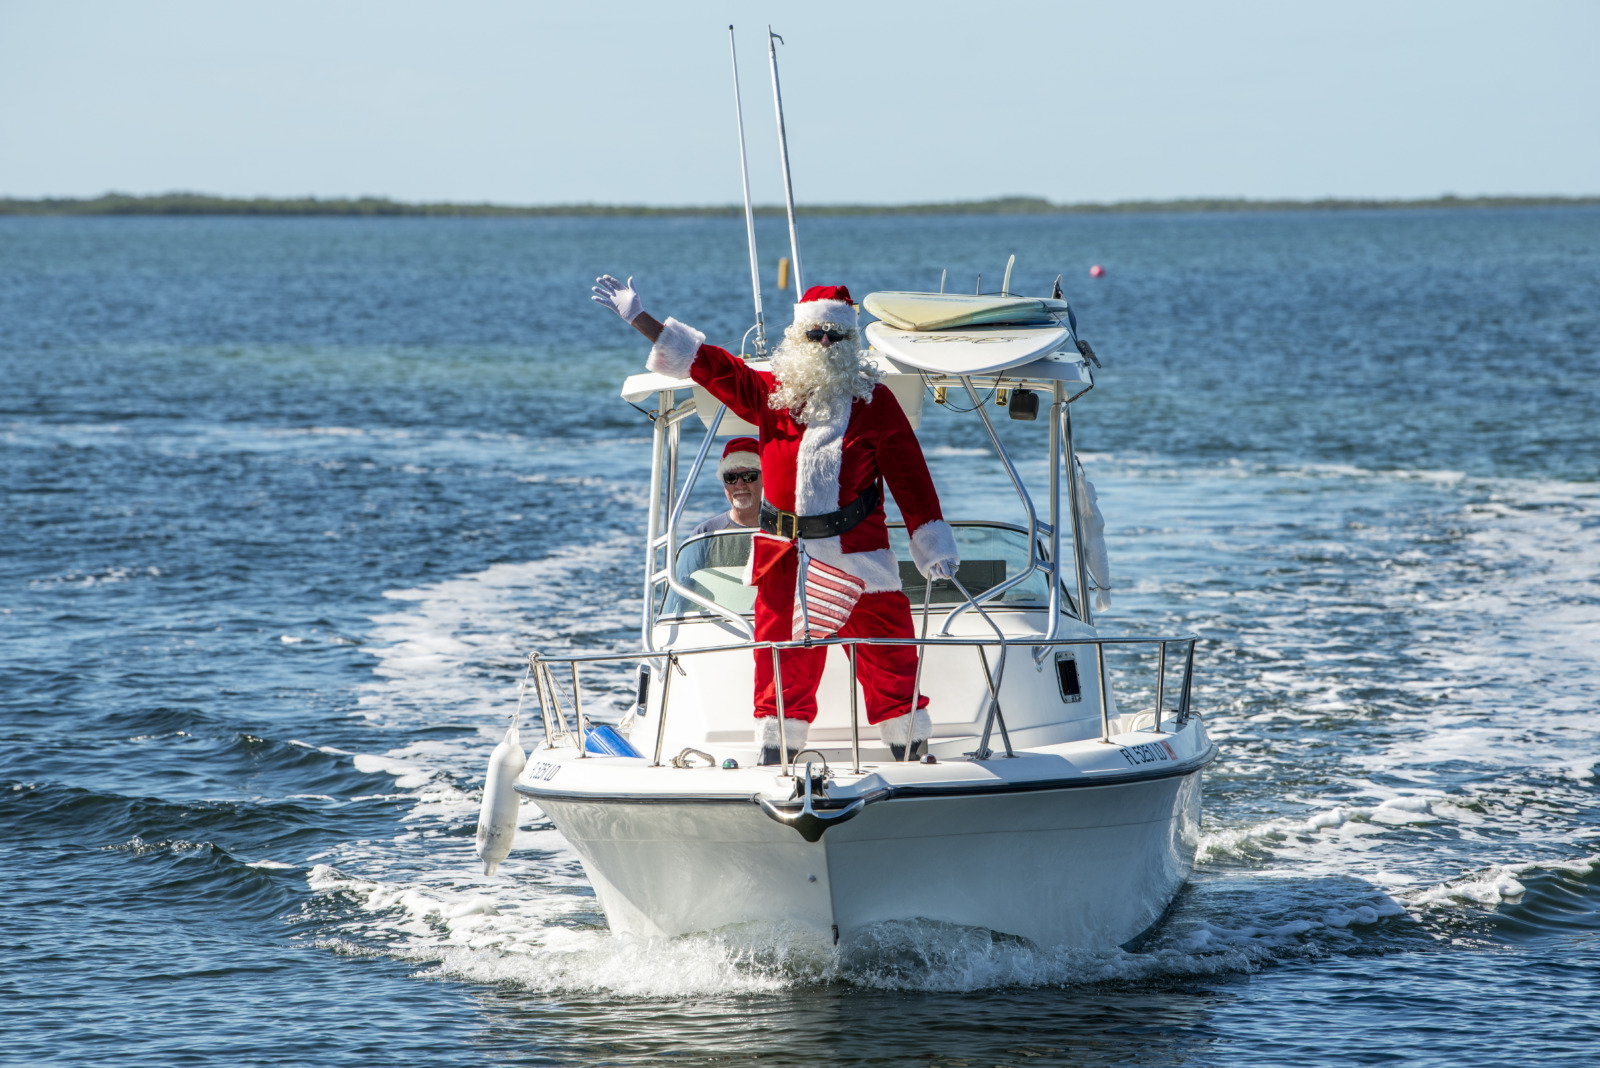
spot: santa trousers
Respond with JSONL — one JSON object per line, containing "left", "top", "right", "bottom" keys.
{"left": 752, "top": 549, "right": 927, "bottom": 725}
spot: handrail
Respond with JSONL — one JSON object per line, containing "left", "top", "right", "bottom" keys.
{"left": 1040, "top": 379, "right": 1065, "bottom": 660}
{"left": 1062, "top": 386, "right": 1094, "bottom": 628}
{"left": 639, "top": 390, "right": 668, "bottom": 652}
{"left": 667, "top": 402, "right": 724, "bottom": 535}
{"left": 530, "top": 633, "right": 1197, "bottom": 666}
{"left": 948, "top": 571, "right": 1013, "bottom": 760}
{"left": 649, "top": 402, "right": 756, "bottom": 640}
{"left": 938, "top": 376, "right": 1043, "bottom": 635}
{"left": 655, "top": 520, "right": 1074, "bottom": 628}
{"left": 532, "top": 632, "right": 1198, "bottom": 773}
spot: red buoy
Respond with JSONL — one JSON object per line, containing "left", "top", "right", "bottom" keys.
{"left": 1089, "top": 264, "right": 1105, "bottom": 278}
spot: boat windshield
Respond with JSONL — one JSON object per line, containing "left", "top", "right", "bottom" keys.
{"left": 659, "top": 523, "right": 1057, "bottom": 620}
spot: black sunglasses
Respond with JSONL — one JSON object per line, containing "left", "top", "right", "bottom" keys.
{"left": 722, "top": 470, "right": 760, "bottom": 484}
{"left": 804, "top": 329, "right": 851, "bottom": 343}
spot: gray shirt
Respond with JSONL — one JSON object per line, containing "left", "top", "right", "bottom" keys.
{"left": 691, "top": 511, "right": 744, "bottom": 536}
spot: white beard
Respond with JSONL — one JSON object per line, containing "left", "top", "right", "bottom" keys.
{"left": 767, "top": 326, "right": 881, "bottom": 426}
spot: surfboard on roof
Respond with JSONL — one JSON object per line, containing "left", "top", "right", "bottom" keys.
{"left": 865, "top": 320, "right": 1074, "bottom": 376}
{"left": 861, "top": 291, "right": 1072, "bottom": 331}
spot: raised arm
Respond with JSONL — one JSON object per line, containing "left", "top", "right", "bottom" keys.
{"left": 591, "top": 273, "right": 770, "bottom": 425}
{"left": 592, "top": 275, "right": 663, "bottom": 342}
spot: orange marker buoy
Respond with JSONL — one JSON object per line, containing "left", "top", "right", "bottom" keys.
{"left": 1089, "top": 264, "right": 1105, "bottom": 278}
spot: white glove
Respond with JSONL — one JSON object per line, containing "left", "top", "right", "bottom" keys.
{"left": 928, "top": 559, "right": 958, "bottom": 581}
{"left": 591, "top": 274, "right": 644, "bottom": 323}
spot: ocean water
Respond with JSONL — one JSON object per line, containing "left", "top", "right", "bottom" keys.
{"left": 2, "top": 209, "right": 1598, "bottom": 1067}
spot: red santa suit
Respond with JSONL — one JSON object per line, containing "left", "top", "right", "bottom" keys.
{"left": 644, "top": 287, "right": 959, "bottom": 729}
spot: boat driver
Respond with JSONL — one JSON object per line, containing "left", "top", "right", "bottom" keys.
{"left": 666, "top": 438, "right": 762, "bottom": 606}
{"left": 693, "top": 437, "right": 762, "bottom": 535}
{"left": 593, "top": 275, "right": 960, "bottom": 764}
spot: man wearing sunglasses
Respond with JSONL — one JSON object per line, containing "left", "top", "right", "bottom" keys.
{"left": 593, "top": 276, "right": 959, "bottom": 765}
{"left": 691, "top": 437, "right": 763, "bottom": 536}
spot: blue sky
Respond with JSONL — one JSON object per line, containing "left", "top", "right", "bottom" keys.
{"left": 1, "top": 0, "right": 1595, "bottom": 204}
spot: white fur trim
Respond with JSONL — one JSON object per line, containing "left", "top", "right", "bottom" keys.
{"left": 909, "top": 519, "right": 959, "bottom": 579}
{"left": 645, "top": 317, "right": 705, "bottom": 377}
{"left": 792, "top": 299, "right": 857, "bottom": 332}
{"left": 878, "top": 708, "right": 932, "bottom": 746}
{"left": 793, "top": 410, "right": 847, "bottom": 515}
{"left": 789, "top": 407, "right": 902, "bottom": 593}
{"left": 717, "top": 451, "right": 761, "bottom": 477}
{"left": 801, "top": 538, "right": 901, "bottom": 594}
{"left": 760, "top": 715, "right": 810, "bottom": 750}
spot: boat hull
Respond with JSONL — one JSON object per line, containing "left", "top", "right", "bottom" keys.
{"left": 534, "top": 766, "right": 1203, "bottom": 951}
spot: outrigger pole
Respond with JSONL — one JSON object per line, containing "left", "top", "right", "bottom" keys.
{"left": 767, "top": 26, "right": 803, "bottom": 297}
{"left": 728, "top": 26, "right": 767, "bottom": 358}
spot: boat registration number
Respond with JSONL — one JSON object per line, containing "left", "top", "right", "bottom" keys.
{"left": 527, "top": 762, "right": 562, "bottom": 781}
{"left": 1119, "top": 741, "right": 1177, "bottom": 766}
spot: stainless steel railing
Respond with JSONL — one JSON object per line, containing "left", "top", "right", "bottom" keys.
{"left": 528, "top": 631, "right": 1198, "bottom": 778}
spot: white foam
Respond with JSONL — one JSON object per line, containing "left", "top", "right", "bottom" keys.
{"left": 28, "top": 565, "right": 161, "bottom": 589}
{"left": 310, "top": 845, "right": 1351, "bottom": 995}
{"left": 1369, "top": 796, "right": 1438, "bottom": 826}
{"left": 1408, "top": 867, "right": 1527, "bottom": 909}
{"left": 298, "top": 538, "right": 657, "bottom": 976}
{"left": 1304, "top": 807, "right": 1347, "bottom": 831}
{"left": 301, "top": 455, "right": 1600, "bottom": 989}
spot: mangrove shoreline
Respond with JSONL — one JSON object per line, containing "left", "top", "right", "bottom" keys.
{"left": 2, "top": 192, "right": 1596, "bottom": 218}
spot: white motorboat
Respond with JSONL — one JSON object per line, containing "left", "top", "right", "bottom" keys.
{"left": 503, "top": 287, "right": 1217, "bottom": 952}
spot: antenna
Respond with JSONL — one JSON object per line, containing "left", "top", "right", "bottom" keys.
{"left": 1001, "top": 254, "right": 1015, "bottom": 296}
{"left": 768, "top": 26, "right": 803, "bottom": 297}
{"left": 728, "top": 26, "right": 766, "bottom": 357}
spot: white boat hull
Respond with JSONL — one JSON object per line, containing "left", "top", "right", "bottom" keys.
{"left": 524, "top": 725, "right": 1210, "bottom": 951}
{"left": 827, "top": 773, "right": 1202, "bottom": 949}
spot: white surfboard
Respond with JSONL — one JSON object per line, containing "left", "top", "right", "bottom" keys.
{"left": 865, "top": 320, "right": 1073, "bottom": 376}
{"left": 862, "top": 291, "right": 1071, "bottom": 331}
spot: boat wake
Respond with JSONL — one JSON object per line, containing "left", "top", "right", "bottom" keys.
{"left": 293, "top": 461, "right": 1600, "bottom": 994}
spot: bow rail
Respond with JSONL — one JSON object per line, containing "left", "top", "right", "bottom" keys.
{"left": 527, "top": 632, "right": 1198, "bottom": 777}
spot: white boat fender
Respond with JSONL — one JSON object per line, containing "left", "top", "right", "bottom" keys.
{"left": 475, "top": 722, "right": 525, "bottom": 875}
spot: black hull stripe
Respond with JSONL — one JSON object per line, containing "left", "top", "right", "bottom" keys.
{"left": 516, "top": 745, "right": 1217, "bottom": 808}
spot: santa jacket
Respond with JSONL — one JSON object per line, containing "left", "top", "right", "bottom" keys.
{"left": 648, "top": 319, "right": 958, "bottom": 594}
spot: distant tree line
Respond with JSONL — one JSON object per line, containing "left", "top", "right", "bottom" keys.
{"left": 1, "top": 192, "right": 1595, "bottom": 217}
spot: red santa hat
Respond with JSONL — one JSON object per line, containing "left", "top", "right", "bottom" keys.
{"left": 717, "top": 436, "right": 761, "bottom": 478}
{"left": 792, "top": 284, "right": 858, "bottom": 333}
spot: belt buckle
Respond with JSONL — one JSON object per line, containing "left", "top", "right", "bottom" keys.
{"left": 777, "top": 510, "right": 797, "bottom": 540}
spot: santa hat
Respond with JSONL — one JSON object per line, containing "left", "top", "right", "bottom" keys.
{"left": 792, "top": 284, "right": 858, "bottom": 333}
{"left": 717, "top": 436, "right": 761, "bottom": 478}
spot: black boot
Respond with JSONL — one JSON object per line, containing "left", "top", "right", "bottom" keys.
{"left": 759, "top": 746, "right": 803, "bottom": 766}
{"left": 888, "top": 739, "right": 926, "bottom": 762}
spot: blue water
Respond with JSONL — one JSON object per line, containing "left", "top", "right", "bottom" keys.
{"left": 3, "top": 210, "right": 1598, "bottom": 1067}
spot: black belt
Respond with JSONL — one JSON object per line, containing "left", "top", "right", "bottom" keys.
{"left": 759, "top": 483, "right": 881, "bottom": 540}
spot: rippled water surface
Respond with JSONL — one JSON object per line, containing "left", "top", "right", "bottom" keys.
{"left": 3, "top": 210, "right": 1598, "bottom": 1067}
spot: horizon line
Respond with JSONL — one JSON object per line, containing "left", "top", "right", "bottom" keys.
{"left": 3, "top": 192, "right": 1598, "bottom": 218}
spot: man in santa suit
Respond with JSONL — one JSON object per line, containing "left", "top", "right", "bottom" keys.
{"left": 593, "top": 275, "right": 960, "bottom": 764}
